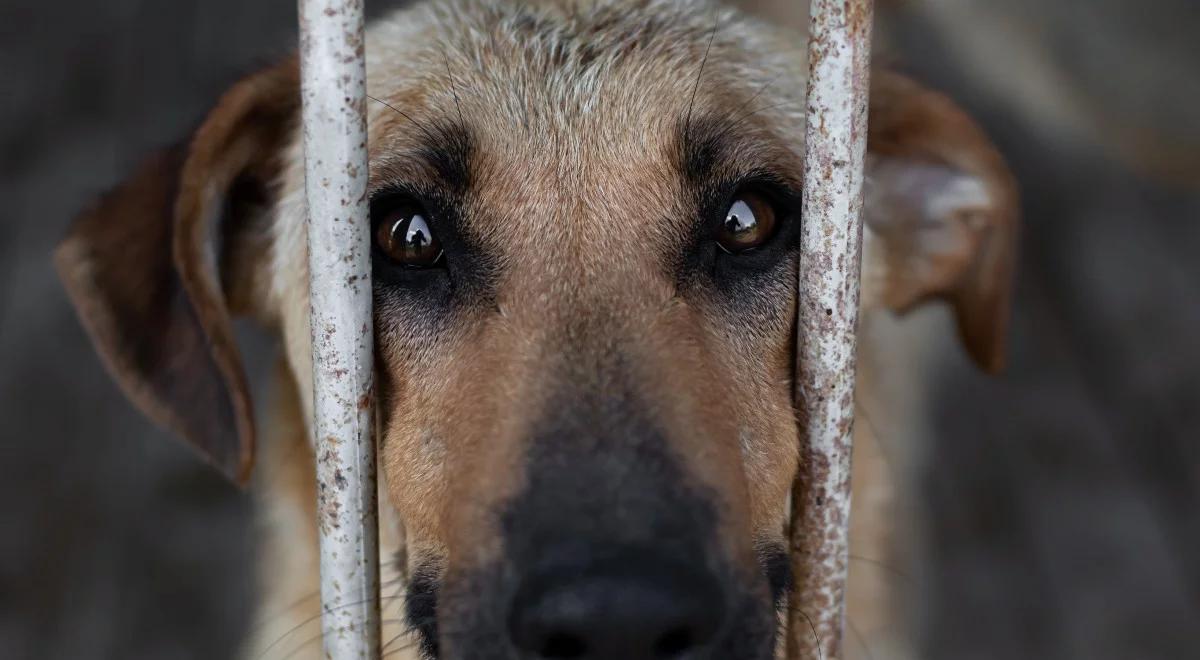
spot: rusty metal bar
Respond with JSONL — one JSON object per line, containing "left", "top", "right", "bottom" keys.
{"left": 788, "top": 0, "right": 873, "bottom": 659}
{"left": 298, "top": 0, "right": 381, "bottom": 658}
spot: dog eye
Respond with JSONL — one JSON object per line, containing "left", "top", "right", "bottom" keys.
{"left": 716, "top": 192, "right": 777, "bottom": 253}
{"left": 374, "top": 201, "right": 443, "bottom": 267}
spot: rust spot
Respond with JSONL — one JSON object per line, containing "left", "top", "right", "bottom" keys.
{"left": 846, "top": 0, "right": 872, "bottom": 38}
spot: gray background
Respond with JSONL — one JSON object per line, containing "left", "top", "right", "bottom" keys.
{"left": 1, "top": 1, "right": 1197, "bottom": 659}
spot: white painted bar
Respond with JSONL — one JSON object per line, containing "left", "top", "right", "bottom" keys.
{"left": 789, "top": 1, "right": 873, "bottom": 659}
{"left": 298, "top": 0, "right": 381, "bottom": 657}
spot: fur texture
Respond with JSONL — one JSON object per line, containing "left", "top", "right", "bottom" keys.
{"left": 55, "top": 1, "right": 1016, "bottom": 658}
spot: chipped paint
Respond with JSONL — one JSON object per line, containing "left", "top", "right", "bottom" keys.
{"left": 299, "top": 0, "right": 381, "bottom": 658}
{"left": 789, "top": 1, "right": 874, "bottom": 659}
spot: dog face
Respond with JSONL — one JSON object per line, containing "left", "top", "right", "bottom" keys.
{"left": 56, "top": 1, "right": 1016, "bottom": 658}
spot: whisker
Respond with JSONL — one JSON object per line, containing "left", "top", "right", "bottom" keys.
{"left": 854, "top": 403, "right": 897, "bottom": 472}
{"left": 367, "top": 94, "right": 440, "bottom": 146}
{"left": 783, "top": 601, "right": 826, "bottom": 660}
{"left": 719, "top": 71, "right": 784, "bottom": 131}
{"left": 381, "top": 627, "right": 481, "bottom": 660}
{"left": 684, "top": 12, "right": 720, "bottom": 145}
{"left": 715, "top": 98, "right": 802, "bottom": 145}
{"left": 256, "top": 594, "right": 407, "bottom": 659}
{"left": 798, "top": 606, "right": 825, "bottom": 660}
{"left": 273, "top": 619, "right": 409, "bottom": 660}
{"left": 251, "top": 574, "right": 408, "bottom": 635}
{"left": 381, "top": 627, "right": 420, "bottom": 656}
{"left": 249, "top": 591, "right": 321, "bottom": 634}
{"left": 847, "top": 616, "right": 878, "bottom": 660}
{"left": 441, "top": 50, "right": 467, "bottom": 129}
{"left": 848, "top": 553, "right": 911, "bottom": 583}
{"left": 381, "top": 639, "right": 421, "bottom": 660}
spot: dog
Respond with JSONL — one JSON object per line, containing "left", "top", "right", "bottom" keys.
{"left": 54, "top": 0, "right": 1016, "bottom": 657}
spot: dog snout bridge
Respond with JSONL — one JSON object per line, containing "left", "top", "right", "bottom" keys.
{"left": 296, "top": 0, "right": 874, "bottom": 658}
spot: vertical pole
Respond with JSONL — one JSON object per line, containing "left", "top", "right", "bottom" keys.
{"left": 789, "top": 1, "right": 873, "bottom": 659}
{"left": 299, "top": 0, "right": 381, "bottom": 658}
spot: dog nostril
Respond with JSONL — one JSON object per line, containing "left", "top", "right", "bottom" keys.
{"left": 541, "top": 632, "right": 588, "bottom": 658}
{"left": 653, "top": 627, "right": 693, "bottom": 657}
{"left": 509, "top": 552, "right": 724, "bottom": 660}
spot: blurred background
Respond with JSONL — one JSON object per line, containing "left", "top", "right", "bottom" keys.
{"left": 1, "top": 0, "right": 1197, "bottom": 658}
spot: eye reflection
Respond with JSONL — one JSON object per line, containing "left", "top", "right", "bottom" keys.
{"left": 375, "top": 203, "right": 444, "bottom": 267}
{"left": 725, "top": 200, "right": 757, "bottom": 234}
{"left": 716, "top": 193, "right": 776, "bottom": 253}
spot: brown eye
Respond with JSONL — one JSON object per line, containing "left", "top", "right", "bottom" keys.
{"left": 716, "top": 192, "right": 777, "bottom": 253}
{"left": 375, "top": 203, "right": 443, "bottom": 267}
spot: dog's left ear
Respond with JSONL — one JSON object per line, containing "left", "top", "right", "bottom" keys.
{"left": 864, "top": 71, "right": 1019, "bottom": 373}
{"left": 55, "top": 60, "right": 299, "bottom": 484}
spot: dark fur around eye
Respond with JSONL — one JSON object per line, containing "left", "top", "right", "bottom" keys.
{"left": 371, "top": 190, "right": 450, "bottom": 290}
{"left": 369, "top": 188, "right": 496, "bottom": 314}
{"left": 710, "top": 179, "right": 801, "bottom": 269}
{"left": 677, "top": 177, "right": 802, "bottom": 288}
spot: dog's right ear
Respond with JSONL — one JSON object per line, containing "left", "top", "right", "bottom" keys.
{"left": 55, "top": 60, "right": 299, "bottom": 485}
{"left": 863, "top": 71, "right": 1019, "bottom": 374}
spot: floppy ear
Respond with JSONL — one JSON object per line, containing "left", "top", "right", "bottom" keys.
{"left": 54, "top": 60, "right": 299, "bottom": 485}
{"left": 864, "top": 70, "right": 1019, "bottom": 373}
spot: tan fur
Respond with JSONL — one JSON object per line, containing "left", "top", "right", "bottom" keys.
{"left": 55, "top": 1, "right": 1016, "bottom": 658}
{"left": 267, "top": 0, "right": 812, "bottom": 564}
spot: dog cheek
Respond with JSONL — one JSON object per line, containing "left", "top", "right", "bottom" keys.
{"left": 711, "top": 315, "right": 797, "bottom": 534}
{"left": 740, "top": 412, "right": 799, "bottom": 535}
{"left": 383, "top": 424, "right": 451, "bottom": 547}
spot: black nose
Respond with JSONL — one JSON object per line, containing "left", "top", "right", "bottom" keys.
{"left": 508, "top": 553, "right": 726, "bottom": 659}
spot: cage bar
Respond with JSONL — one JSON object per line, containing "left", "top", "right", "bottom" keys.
{"left": 298, "top": 0, "right": 382, "bottom": 658}
{"left": 788, "top": 0, "right": 874, "bottom": 659}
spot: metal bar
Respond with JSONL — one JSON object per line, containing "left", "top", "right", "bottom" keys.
{"left": 298, "top": 0, "right": 381, "bottom": 658}
{"left": 788, "top": 1, "right": 873, "bottom": 659}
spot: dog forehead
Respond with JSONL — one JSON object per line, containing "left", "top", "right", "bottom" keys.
{"left": 362, "top": 1, "right": 740, "bottom": 160}
{"left": 360, "top": 0, "right": 804, "bottom": 267}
